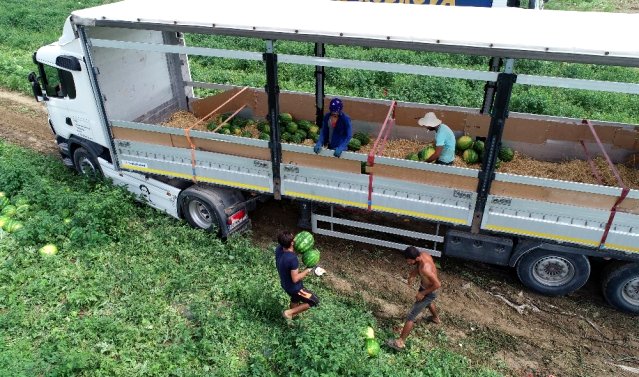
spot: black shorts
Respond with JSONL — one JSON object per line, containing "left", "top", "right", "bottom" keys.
{"left": 289, "top": 288, "right": 320, "bottom": 307}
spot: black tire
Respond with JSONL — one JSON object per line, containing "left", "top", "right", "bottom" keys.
{"left": 73, "top": 147, "right": 102, "bottom": 179}
{"left": 516, "top": 249, "right": 591, "bottom": 296}
{"left": 179, "top": 188, "right": 224, "bottom": 236}
{"left": 602, "top": 262, "right": 639, "bottom": 314}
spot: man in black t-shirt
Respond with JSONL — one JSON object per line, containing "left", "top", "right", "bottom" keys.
{"left": 275, "top": 231, "right": 320, "bottom": 320}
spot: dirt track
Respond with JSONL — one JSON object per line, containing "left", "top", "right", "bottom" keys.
{"left": 1, "top": 89, "right": 637, "bottom": 377}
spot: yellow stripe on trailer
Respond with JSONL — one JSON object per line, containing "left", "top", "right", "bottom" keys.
{"left": 484, "top": 225, "right": 600, "bottom": 247}
{"left": 120, "top": 164, "right": 271, "bottom": 192}
{"left": 285, "top": 191, "right": 368, "bottom": 209}
{"left": 604, "top": 243, "right": 639, "bottom": 254}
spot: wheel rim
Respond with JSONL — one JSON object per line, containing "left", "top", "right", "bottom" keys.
{"left": 621, "top": 277, "right": 639, "bottom": 306}
{"left": 78, "top": 156, "right": 97, "bottom": 177}
{"left": 188, "top": 199, "right": 213, "bottom": 229}
{"left": 532, "top": 256, "right": 576, "bottom": 287}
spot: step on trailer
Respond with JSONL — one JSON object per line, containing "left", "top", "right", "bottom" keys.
{"left": 28, "top": 0, "right": 639, "bottom": 313}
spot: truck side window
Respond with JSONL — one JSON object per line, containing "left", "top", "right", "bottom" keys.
{"left": 41, "top": 65, "right": 76, "bottom": 99}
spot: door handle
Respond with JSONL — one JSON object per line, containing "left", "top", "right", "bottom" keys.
{"left": 66, "top": 117, "right": 72, "bottom": 126}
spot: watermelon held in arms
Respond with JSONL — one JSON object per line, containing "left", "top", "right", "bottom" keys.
{"left": 302, "top": 249, "right": 321, "bottom": 267}
{"left": 366, "top": 339, "right": 381, "bottom": 357}
{"left": 456, "top": 135, "right": 474, "bottom": 151}
{"left": 463, "top": 149, "right": 479, "bottom": 164}
{"left": 418, "top": 146, "right": 436, "bottom": 161}
{"left": 348, "top": 138, "right": 362, "bottom": 151}
{"left": 294, "top": 231, "right": 315, "bottom": 253}
{"left": 499, "top": 146, "right": 515, "bottom": 162}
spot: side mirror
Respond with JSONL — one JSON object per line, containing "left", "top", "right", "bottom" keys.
{"left": 27, "top": 72, "right": 46, "bottom": 102}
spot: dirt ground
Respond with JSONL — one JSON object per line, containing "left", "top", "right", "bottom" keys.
{"left": 1, "top": 89, "right": 637, "bottom": 377}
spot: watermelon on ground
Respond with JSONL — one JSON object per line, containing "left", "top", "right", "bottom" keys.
{"left": 473, "top": 140, "right": 485, "bottom": 155}
{"left": 279, "top": 113, "right": 293, "bottom": 123}
{"left": 348, "top": 138, "right": 362, "bottom": 151}
{"left": 39, "top": 244, "right": 58, "bottom": 256}
{"left": 1, "top": 205, "right": 16, "bottom": 217}
{"left": 499, "top": 146, "right": 515, "bottom": 162}
{"left": 353, "top": 132, "right": 370, "bottom": 146}
{"left": 3, "top": 219, "right": 22, "bottom": 233}
{"left": 406, "top": 153, "right": 419, "bottom": 161}
{"left": 364, "top": 326, "right": 375, "bottom": 339}
{"left": 0, "top": 216, "right": 10, "bottom": 228}
{"left": 366, "top": 339, "right": 380, "bottom": 357}
{"left": 294, "top": 231, "right": 315, "bottom": 253}
{"left": 463, "top": 149, "right": 479, "bottom": 164}
{"left": 456, "top": 135, "right": 474, "bottom": 151}
{"left": 0, "top": 196, "right": 9, "bottom": 209}
{"left": 302, "top": 249, "right": 320, "bottom": 267}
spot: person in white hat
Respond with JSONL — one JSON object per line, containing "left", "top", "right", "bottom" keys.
{"left": 417, "top": 112, "right": 455, "bottom": 165}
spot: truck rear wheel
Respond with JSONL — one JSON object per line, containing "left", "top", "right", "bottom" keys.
{"left": 180, "top": 189, "right": 223, "bottom": 236}
{"left": 516, "top": 249, "right": 590, "bottom": 296}
{"left": 602, "top": 262, "right": 639, "bottom": 314}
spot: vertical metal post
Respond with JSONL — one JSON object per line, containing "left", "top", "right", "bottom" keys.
{"left": 480, "top": 57, "right": 502, "bottom": 115}
{"left": 77, "top": 26, "right": 118, "bottom": 168}
{"left": 264, "top": 40, "right": 282, "bottom": 199}
{"left": 471, "top": 59, "right": 516, "bottom": 234}
{"left": 314, "top": 43, "right": 325, "bottom": 127}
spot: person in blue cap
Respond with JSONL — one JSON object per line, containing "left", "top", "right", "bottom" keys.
{"left": 314, "top": 98, "right": 352, "bottom": 158}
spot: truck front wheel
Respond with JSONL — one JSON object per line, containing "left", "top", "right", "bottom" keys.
{"left": 602, "top": 262, "right": 639, "bottom": 314}
{"left": 516, "top": 249, "right": 590, "bottom": 296}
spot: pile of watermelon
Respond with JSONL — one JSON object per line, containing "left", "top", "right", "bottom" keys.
{"left": 294, "top": 231, "right": 321, "bottom": 267}
{"left": 348, "top": 132, "right": 371, "bottom": 151}
{"left": 455, "top": 135, "right": 515, "bottom": 169}
{"left": 0, "top": 192, "right": 26, "bottom": 234}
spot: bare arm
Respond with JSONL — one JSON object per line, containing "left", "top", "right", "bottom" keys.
{"left": 291, "top": 267, "right": 312, "bottom": 283}
{"left": 407, "top": 268, "right": 419, "bottom": 286}
{"left": 425, "top": 146, "right": 443, "bottom": 163}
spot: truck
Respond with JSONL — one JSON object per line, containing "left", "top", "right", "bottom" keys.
{"left": 28, "top": 0, "right": 638, "bottom": 313}
{"left": 337, "top": 0, "right": 545, "bottom": 10}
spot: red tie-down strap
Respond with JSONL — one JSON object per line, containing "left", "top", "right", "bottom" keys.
{"left": 367, "top": 101, "right": 397, "bottom": 211}
{"left": 581, "top": 119, "right": 629, "bottom": 247}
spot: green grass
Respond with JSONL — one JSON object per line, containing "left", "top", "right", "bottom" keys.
{"left": 0, "top": 141, "right": 501, "bottom": 376}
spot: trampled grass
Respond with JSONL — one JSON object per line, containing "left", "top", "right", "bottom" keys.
{"left": 0, "top": 141, "right": 501, "bottom": 376}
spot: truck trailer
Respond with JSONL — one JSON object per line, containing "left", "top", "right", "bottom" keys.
{"left": 28, "top": 0, "right": 639, "bottom": 313}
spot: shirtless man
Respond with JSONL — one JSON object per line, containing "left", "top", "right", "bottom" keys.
{"left": 387, "top": 246, "right": 441, "bottom": 351}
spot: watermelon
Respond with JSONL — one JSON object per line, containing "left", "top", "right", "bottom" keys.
{"left": 231, "top": 116, "right": 248, "bottom": 128}
{"left": 462, "top": 149, "right": 479, "bottom": 164}
{"left": 473, "top": 140, "right": 485, "bottom": 155}
{"left": 364, "top": 326, "right": 375, "bottom": 339}
{"left": 308, "top": 125, "right": 320, "bottom": 135}
{"left": 241, "top": 131, "right": 253, "bottom": 138}
{"left": 3, "top": 219, "right": 22, "bottom": 233}
{"left": 418, "top": 146, "right": 436, "bottom": 161}
{"left": 295, "top": 129, "right": 307, "bottom": 140}
{"left": 348, "top": 138, "right": 362, "bottom": 151}
{"left": 406, "top": 153, "right": 419, "bottom": 161}
{"left": 221, "top": 128, "right": 231, "bottom": 135}
{"left": 286, "top": 122, "right": 298, "bottom": 134}
{"left": 39, "top": 244, "right": 58, "bottom": 256}
{"left": 0, "top": 192, "right": 5, "bottom": 198}
{"left": 499, "top": 146, "right": 515, "bottom": 162}
{"left": 15, "top": 204, "right": 29, "bottom": 216}
{"left": 302, "top": 249, "right": 321, "bottom": 267}
{"left": 206, "top": 121, "right": 217, "bottom": 131}
{"left": 297, "top": 120, "right": 312, "bottom": 131}
{"left": 0, "top": 216, "right": 10, "bottom": 228}
{"left": 279, "top": 113, "right": 293, "bottom": 123}
{"left": 290, "top": 134, "right": 303, "bottom": 144}
{"left": 259, "top": 133, "right": 270, "bottom": 140}
{"left": 219, "top": 113, "right": 232, "bottom": 123}
{"left": 257, "top": 120, "right": 270, "bottom": 132}
{"left": 281, "top": 132, "right": 292, "bottom": 142}
{"left": 14, "top": 197, "right": 29, "bottom": 207}
{"left": 1, "top": 205, "right": 16, "bottom": 217}
{"left": 0, "top": 196, "right": 9, "bottom": 209}
{"left": 456, "top": 135, "right": 474, "bottom": 151}
{"left": 495, "top": 157, "right": 502, "bottom": 169}
{"left": 311, "top": 133, "right": 319, "bottom": 142}
{"left": 353, "top": 132, "right": 370, "bottom": 146}
{"left": 366, "top": 339, "right": 380, "bottom": 357}
{"left": 294, "top": 231, "right": 314, "bottom": 253}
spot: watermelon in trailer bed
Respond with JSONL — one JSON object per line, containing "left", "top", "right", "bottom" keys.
{"left": 294, "top": 231, "right": 315, "bottom": 253}
{"left": 499, "top": 146, "right": 515, "bottom": 162}
{"left": 456, "top": 135, "right": 474, "bottom": 151}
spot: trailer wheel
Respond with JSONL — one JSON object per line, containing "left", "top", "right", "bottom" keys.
{"left": 602, "top": 262, "right": 639, "bottom": 314}
{"left": 516, "top": 249, "right": 590, "bottom": 296}
{"left": 179, "top": 188, "right": 223, "bottom": 237}
{"left": 73, "top": 147, "right": 102, "bottom": 179}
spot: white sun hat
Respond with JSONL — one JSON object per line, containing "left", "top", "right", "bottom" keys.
{"left": 417, "top": 112, "right": 442, "bottom": 127}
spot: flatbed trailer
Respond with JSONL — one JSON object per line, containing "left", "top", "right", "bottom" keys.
{"left": 28, "top": 0, "right": 639, "bottom": 312}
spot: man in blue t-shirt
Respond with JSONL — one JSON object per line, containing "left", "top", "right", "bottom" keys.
{"left": 275, "top": 231, "right": 320, "bottom": 320}
{"left": 417, "top": 112, "right": 455, "bottom": 165}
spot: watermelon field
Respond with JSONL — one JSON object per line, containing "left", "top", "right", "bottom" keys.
{"left": 1, "top": 1, "right": 639, "bottom": 376}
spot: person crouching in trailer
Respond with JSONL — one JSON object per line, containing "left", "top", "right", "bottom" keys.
{"left": 418, "top": 112, "right": 455, "bottom": 165}
{"left": 314, "top": 98, "right": 352, "bottom": 158}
